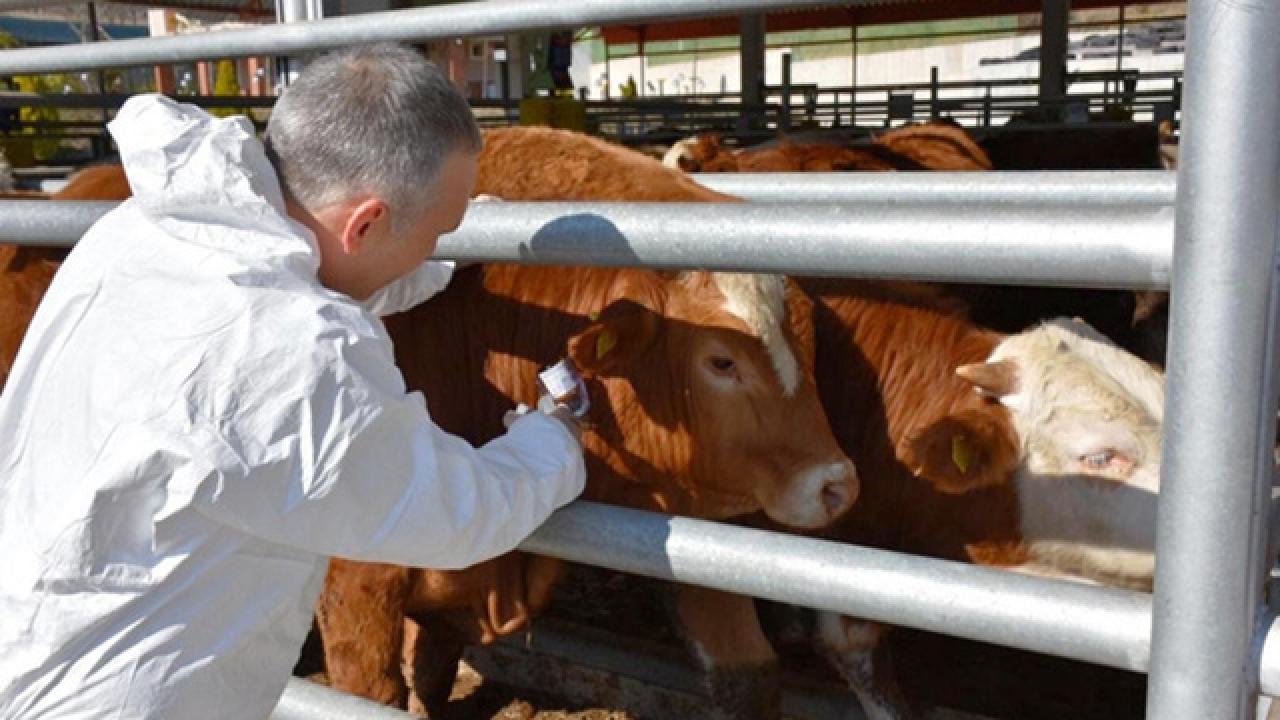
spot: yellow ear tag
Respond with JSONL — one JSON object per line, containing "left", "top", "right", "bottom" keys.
{"left": 951, "top": 433, "right": 974, "bottom": 474}
{"left": 588, "top": 312, "right": 600, "bottom": 322}
{"left": 596, "top": 329, "right": 618, "bottom": 360}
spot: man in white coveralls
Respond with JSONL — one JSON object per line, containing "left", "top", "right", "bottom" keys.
{"left": 0, "top": 42, "right": 586, "bottom": 718}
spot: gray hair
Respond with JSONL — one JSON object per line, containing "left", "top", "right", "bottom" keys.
{"left": 265, "top": 42, "right": 482, "bottom": 233}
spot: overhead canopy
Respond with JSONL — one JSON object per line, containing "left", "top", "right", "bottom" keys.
{"left": 0, "top": 15, "right": 82, "bottom": 45}
{"left": 602, "top": 0, "right": 1177, "bottom": 45}
{"left": 100, "top": 24, "right": 150, "bottom": 41}
{"left": 90, "top": 1, "right": 274, "bottom": 19}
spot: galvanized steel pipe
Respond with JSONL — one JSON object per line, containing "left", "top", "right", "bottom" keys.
{"left": 0, "top": 0, "right": 892, "bottom": 75}
{"left": 693, "top": 171, "right": 1177, "bottom": 206}
{"left": 271, "top": 678, "right": 415, "bottom": 719}
{"left": 519, "top": 502, "right": 1280, "bottom": 696}
{"left": 0, "top": 199, "right": 1173, "bottom": 289}
{"left": 0, "top": 201, "right": 115, "bottom": 245}
{"left": 520, "top": 502, "right": 1154, "bottom": 674}
{"left": 1145, "top": 0, "right": 1280, "bottom": 718}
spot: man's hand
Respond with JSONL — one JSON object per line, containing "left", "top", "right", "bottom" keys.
{"left": 502, "top": 402, "right": 584, "bottom": 443}
{"left": 544, "top": 404, "right": 584, "bottom": 443}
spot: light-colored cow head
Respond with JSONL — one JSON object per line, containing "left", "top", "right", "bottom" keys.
{"left": 957, "top": 317, "right": 1164, "bottom": 588}
{"left": 567, "top": 270, "right": 859, "bottom": 530}
{"left": 660, "top": 134, "right": 740, "bottom": 173}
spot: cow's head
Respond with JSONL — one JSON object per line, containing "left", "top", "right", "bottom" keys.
{"left": 567, "top": 270, "right": 858, "bottom": 530}
{"left": 662, "top": 134, "right": 739, "bottom": 173}
{"left": 954, "top": 318, "right": 1164, "bottom": 585}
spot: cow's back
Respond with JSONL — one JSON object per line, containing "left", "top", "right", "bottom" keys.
{"left": 873, "top": 122, "right": 994, "bottom": 171}
{"left": 479, "top": 126, "right": 732, "bottom": 202}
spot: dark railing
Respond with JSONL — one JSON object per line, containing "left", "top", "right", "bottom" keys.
{"left": 0, "top": 69, "right": 1180, "bottom": 164}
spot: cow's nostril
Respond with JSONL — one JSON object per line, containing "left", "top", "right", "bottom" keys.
{"left": 821, "top": 476, "right": 856, "bottom": 518}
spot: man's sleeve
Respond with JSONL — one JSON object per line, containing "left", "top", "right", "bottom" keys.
{"left": 362, "top": 260, "right": 455, "bottom": 317}
{"left": 186, "top": 328, "right": 586, "bottom": 570}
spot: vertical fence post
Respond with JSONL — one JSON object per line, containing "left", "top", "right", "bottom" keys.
{"left": 276, "top": 0, "right": 315, "bottom": 86}
{"left": 1146, "top": 2, "right": 1280, "bottom": 719}
{"left": 780, "top": 51, "right": 792, "bottom": 131}
{"left": 929, "top": 65, "right": 938, "bottom": 120}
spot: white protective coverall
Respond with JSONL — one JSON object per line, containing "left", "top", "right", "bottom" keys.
{"left": 0, "top": 95, "right": 586, "bottom": 719}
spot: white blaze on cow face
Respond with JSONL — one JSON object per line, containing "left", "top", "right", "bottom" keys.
{"left": 712, "top": 272, "right": 801, "bottom": 397}
{"left": 670, "top": 271, "right": 855, "bottom": 529}
{"left": 967, "top": 318, "right": 1165, "bottom": 589}
{"left": 661, "top": 136, "right": 699, "bottom": 170}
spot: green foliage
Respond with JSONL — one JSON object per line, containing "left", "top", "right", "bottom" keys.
{"left": 209, "top": 59, "right": 248, "bottom": 119}
{"left": 11, "top": 75, "right": 75, "bottom": 162}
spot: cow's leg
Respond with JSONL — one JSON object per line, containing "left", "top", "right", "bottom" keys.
{"left": 316, "top": 558, "right": 411, "bottom": 707}
{"left": 674, "top": 584, "right": 780, "bottom": 720}
{"left": 400, "top": 555, "right": 567, "bottom": 717}
{"left": 814, "top": 613, "right": 914, "bottom": 720}
{"left": 403, "top": 614, "right": 470, "bottom": 718}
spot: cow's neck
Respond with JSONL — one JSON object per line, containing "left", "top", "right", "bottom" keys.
{"left": 811, "top": 281, "right": 1002, "bottom": 462}
{"left": 387, "top": 264, "right": 695, "bottom": 514}
{"left": 807, "top": 280, "right": 1019, "bottom": 559}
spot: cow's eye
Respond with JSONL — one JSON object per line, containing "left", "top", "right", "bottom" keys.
{"left": 1080, "top": 450, "right": 1116, "bottom": 469}
{"left": 708, "top": 356, "right": 737, "bottom": 374}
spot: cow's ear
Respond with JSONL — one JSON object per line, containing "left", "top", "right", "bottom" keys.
{"left": 903, "top": 408, "right": 1019, "bottom": 494}
{"left": 567, "top": 299, "right": 660, "bottom": 377}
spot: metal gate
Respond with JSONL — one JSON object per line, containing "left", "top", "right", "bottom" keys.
{"left": 1, "top": 2, "right": 1276, "bottom": 719}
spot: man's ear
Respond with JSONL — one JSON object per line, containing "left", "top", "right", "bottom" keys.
{"left": 567, "top": 299, "right": 660, "bottom": 378}
{"left": 903, "top": 408, "right": 1020, "bottom": 494}
{"left": 339, "top": 197, "right": 391, "bottom": 255}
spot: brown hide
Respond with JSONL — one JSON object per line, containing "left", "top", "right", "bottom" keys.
{"left": 386, "top": 263, "right": 831, "bottom": 519}
{"left": 47, "top": 164, "right": 133, "bottom": 201}
{"left": 737, "top": 140, "right": 916, "bottom": 172}
{"left": 801, "top": 278, "right": 1024, "bottom": 565}
{"left": 479, "top": 126, "right": 734, "bottom": 202}
{"left": 0, "top": 245, "right": 59, "bottom": 390}
{"left": 872, "top": 122, "right": 994, "bottom": 171}
{"left": 676, "top": 121, "right": 992, "bottom": 174}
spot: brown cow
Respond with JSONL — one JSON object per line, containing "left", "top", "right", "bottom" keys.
{"left": 663, "top": 121, "right": 992, "bottom": 174}
{"left": 662, "top": 125, "right": 1168, "bottom": 366}
{"left": 798, "top": 278, "right": 1163, "bottom": 720}
{"left": 871, "top": 121, "right": 993, "bottom": 171}
{"left": 0, "top": 129, "right": 859, "bottom": 719}
{"left": 321, "top": 127, "right": 856, "bottom": 718}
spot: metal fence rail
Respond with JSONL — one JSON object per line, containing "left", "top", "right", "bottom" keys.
{"left": 692, "top": 171, "right": 1177, "bottom": 206}
{"left": 519, "top": 502, "right": 1280, "bottom": 697}
{"left": 523, "top": 502, "right": 1153, "bottom": 674}
{"left": 0, "top": 199, "right": 1173, "bottom": 290}
{"left": 0, "top": 0, "right": 890, "bottom": 75}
